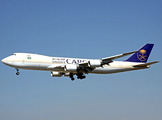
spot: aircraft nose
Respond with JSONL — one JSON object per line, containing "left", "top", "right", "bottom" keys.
{"left": 1, "top": 58, "right": 7, "bottom": 63}
{"left": 1, "top": 56, "right": 12, "bottom": 65}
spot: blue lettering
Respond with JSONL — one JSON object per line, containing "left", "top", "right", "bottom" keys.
{"left": 72, "top": 60, "right": 76, "bottom": 64}
{"left": 65, "top": 59, "right": 86, "bottom": 64}
{"left": 77, "top": 60, "right": 80, "bottom": 63}
{"left": 66, "top": 59, "right": 70, "bottom": 64}
{"left": 80, "top": 60, "right": 85, "bottom": 63}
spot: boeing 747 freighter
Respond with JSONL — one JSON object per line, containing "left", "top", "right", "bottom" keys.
{"left": 1, "top": 43, "right": 159, "bottom": 80}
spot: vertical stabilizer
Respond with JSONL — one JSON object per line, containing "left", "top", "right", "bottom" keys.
{"left": 125, "top": 43, "right": 154, "bottom": 63}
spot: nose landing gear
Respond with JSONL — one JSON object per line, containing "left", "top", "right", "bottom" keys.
{"left": 16, "top": 68, "right": 20, "bottom": 75}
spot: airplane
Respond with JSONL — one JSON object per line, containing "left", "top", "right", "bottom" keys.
{"left": 1, "top": 43, "right": 159, "bottom": 81}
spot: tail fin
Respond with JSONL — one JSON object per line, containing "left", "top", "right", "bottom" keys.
{"left": 125, "top": 43, "right": 154, "bottom": 63}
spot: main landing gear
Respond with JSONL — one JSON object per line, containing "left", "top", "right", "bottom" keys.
{"left": 16, "top": 68, "right": 20, "bottom": 75}
{"left": 76, "top": 73, "right": 86, "bottom": 79}
{"left": 69, "top": 73, "right": 86, "bottom": 81}
{"left": 70, "top": 73, "right": 75, "bottom": 81}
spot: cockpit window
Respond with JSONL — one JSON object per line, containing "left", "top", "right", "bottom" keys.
{"left": 12, "top": 54, "right": 16, "bottom": 56}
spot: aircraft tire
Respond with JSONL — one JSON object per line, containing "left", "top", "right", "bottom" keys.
{"left": 16, "top": 72, "right": 20, "bottom": 75}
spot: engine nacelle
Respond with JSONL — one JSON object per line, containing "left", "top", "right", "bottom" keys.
{"left": 65, "top": 64, "right": 78, "bottom": 72}
{"left": 51, "top": 71, "right": 63, "bottom": 77}
{"left": 89, "top": 60, "right": 102, "bottom": 67}
{"left": 63, "top": 73, "right": 70, "bottom": 77}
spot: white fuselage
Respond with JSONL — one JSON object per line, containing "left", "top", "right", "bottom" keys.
{"left": 2, "top": 53, "right": 147, "bottom": 74}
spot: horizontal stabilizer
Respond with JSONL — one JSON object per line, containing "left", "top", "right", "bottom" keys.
{"left": 133, "top": 61, "right": 160, "bottom": 67}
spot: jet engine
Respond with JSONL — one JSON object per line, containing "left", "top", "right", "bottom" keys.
{"left": 65, "top": 64, "right": 78, "bottom": 72}
{"left": 51, "top": 71, "right": 63, "bottom": 77}
{"left": 89, "top": 60, "right": 102, "bottom": 67}
{"left": 63, "top": 73, "right": 70, "bottom": 77}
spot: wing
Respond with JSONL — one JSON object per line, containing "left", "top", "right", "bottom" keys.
{"left": 101, "top": 51, "right": 137, "bottom": 64}
{"left": 79, "top": 50, "right": 137, "bottom": 67}
{"left": 47, "top": 51, "right": 137, "bottom": 73}
{"left": 78, "top": 50, "right": 138, "bottom": 73}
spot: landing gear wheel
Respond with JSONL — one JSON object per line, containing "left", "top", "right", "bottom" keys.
{"left": 71, "top": 78, "right": 75, "bottom": 81}
{"left": 76, "top": 73, "right": 86, "bottom": 80}
{"left": 70, "top": 73, "right": 75, "bottom": 81}
{"left": 16, "top": 72, "right": 20, "bottom": 75}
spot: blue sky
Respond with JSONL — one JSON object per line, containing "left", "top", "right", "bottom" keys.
{"left": 0, "top": 0, "right": 162, "bottom": 120}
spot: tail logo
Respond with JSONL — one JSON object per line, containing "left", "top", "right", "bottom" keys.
{"left": 137, "top": 49, "right": 147, "bottom": 61}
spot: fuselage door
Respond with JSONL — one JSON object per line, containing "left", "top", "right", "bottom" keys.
{"left": 11, "top": 54, "right": 16, "bottom": 64}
